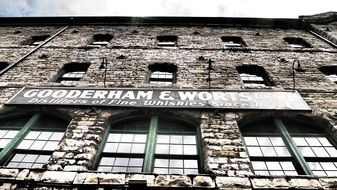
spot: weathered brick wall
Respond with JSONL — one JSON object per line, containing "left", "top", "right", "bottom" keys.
{"left": 0, "top": 19, "right": 337, "bottom": 189}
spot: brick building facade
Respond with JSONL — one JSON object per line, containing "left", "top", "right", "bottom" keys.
{"left": 0, "top": 12, "right": 337, "bottom": 189}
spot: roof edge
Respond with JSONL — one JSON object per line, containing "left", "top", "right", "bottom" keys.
{"left": 0, "top": 16, "right": 303, "bottom": 29}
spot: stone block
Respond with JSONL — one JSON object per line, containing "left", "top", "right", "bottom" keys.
{"left": 74, "top": 172, "right": 98, "bottom": 184}
{"left": 98, "top": 173, "right": 125, "bottom": 184}
{"left": 289, "top": 178, "right": 322, "bottom": 189}
{"left": 193, "top": 176, "right": 215, "bottom": 188}
{"left": 216, "top": 177, "right": 250, "bottom": 189}
{"left": 15, "top": 169, "right": 30, "bottom": 180}
{"left": 251, "top": 178, "right": 289, "bottom": 189}
{"left": 0, "top": 168, "right": 19, "bottom": 179}
{"left": 126, "top": 174, "right": 155, "bottom": 186}
{"left": 41, "top": 171, "right": 77, "bottom": 184}
{"left": 155, "top": 175, "right": 192, "bottom": 187}
{"left": 319, "top": 178, "right": 337, "bottom": 189}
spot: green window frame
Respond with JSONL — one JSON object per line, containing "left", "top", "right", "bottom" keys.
{"left": 93, "top": 115, "right": 202, "bottom": 174}
{"left": 0, "top": 113, "right": 69, "bottom": 168}
{"left": 241, "top": 118, "right": 337, "bottom": 176}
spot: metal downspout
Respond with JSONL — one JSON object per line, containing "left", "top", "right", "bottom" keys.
{"left": 0, "top": 25, "right": 69, "bottom": 76}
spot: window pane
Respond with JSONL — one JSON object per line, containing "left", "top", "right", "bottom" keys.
{"left": 266, "top": 162, "right": 282, "bottom": 170}
{"left": 157, "top": 135, "right": 170, "bottom": 143}
{"left": 121, "top": 134, "right": 134, "bottom": 142}
{"left": 38, "top": 132, "right": 52, "bottom": 140}
{"left": 114, "top": 158, "right": 129, "bottom": 166}
{"left": 274, "top": 147, "right": 291, "bottom": 157}
{"left": 170, "top": 160, "right": 183, "bottom": 168}
{"left": 312, "top": 147, "right": 329, "bottom": 157}
{"left": 117, "top": 143, "right": 132, "bottom": 153}
{"left": 129, "top": 158, "right": 143, "bottom": 167}
{"left": 103, "top": 143, "right": 118, "bottom": 153}
{"left": 100, "top": 157, "right": 115, "bottom": 166}
{"left": 134, "top": 135, "right": 147, "bottom": 143}
{"left": 183, "top": 145, "right": 197, "bottom": 155}
{"left": 298, "top": 147, "right": 315, "bottom": 157}
{"left": 293, "top": 137, "right": 308, "bottom": 146}
{"left": 155, "top": 159, "right": 169, "bottom": 167}
{"left": 257, "top": 137, "right": 272, "bottom": 146}
{"left": 261, "top": 147, "right": 277, "bottom": 156}
{"left": 244, "top": 137, "right": 258, "bottom": 146}
{"left": 184, "top": 136, "right": 196, "bottom": 144}
{"left": 252, "top": 161, "right": 267, "bottom": 170}
{"left": 270, "top": 137, "right": 286, "bottom": 146}
{"left": 131, "top": 144, "right": 146, "bottom": 153}
{"left": 306, "top": 137, "right": 321, "bottom": 146}
{"left": 170, "top": 136, "right": 183, "bottom": 144}
{"left": 170, "top": 145, "right": 183, "bottom": 154}
{"left": 156, "top": 144, "right": 169, "bottom": 154}
{"left": 247, "top": 147, "right": 263, "bottom": 157}
{"left": 25, "top": 131, "right": 40, "bottom": 139}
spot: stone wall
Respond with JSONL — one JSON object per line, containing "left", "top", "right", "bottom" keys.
{"left": 0, "top": 16, "right": 337, "bottom": 189}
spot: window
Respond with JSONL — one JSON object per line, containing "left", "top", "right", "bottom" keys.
{"left": 0, "top": 113, "right": 69, "bottom": 168}
{"left": 319, "top": 66, "right": 337, "bottom": 84}
{"left": 236, "top": 65, "right": 273, "bottom": 87}
{"left": 56, "top": 63, "right": 90, "bottom": 85}
{"left": 283, "top": 37, "right": 312, "bottom": 49}
{"left": 148, "top": 63, "right": 177, "bottom": 85}
{"left": 241, "top": 118, "right": 337, "bottom": 176}
{"left": 29, "top": 35, "right": 50, "bottom": 46}
{"left": 221, "top": 36, "right": 246, "bottom": 48}
{"left": 0, "top": 62, "right": 9, "bottom": 72}
{"left": 156, "top": 36, "right": 178, "bottom": 47}
{"left": 91, "top": 34, "right": 113, "bottom": 46}
{"left": 95, "top": 115, "right": 200, "bottom": 174}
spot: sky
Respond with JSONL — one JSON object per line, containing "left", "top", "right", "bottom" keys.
{"left": 0, "top": 0, "right": 336, "bottom": 18}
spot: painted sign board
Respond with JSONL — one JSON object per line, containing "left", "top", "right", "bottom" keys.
{"left": 6, "top": 87, "right": 311, "bottom": 111}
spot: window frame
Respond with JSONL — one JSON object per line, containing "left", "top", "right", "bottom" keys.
{"left": 283, "top": 37, "right": 312, "bottom": 49}
{"left": 236, "top": 65, "right": 274, "bottom": 87}
{"left": 55, "top": 62, "right": 90, "bottom": 85}
{"left": 91, "top": 34, "right": 113, "bottom": 46}
{"left": 148, "top": 63, "right": 177, "bottom": 85}
{"left": 0, "top": 113, "right": 68, "bottom": 168}
{"left": 92, "top": 115, "right": 203, "bottom": 174}
{"left": 156, "top": 35, "right": 178, "bottom": 47}
{"left": 221, "top": 36, "right": 246, "bottom": 48}
{"left": 242, "top": 118, "right": 337, "bottom": 176}
{"left": 319, "top": 66, "right": 337, "bottom": 84}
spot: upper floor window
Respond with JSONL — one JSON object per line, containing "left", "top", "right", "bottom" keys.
{"left": 283, "top": 37, "right": 312, "bottom": 49}
{"left": 56, "top": 63, "right": 90, "bottom": 85}
{"left": 91, "top": 34, "right": 113, "bottom": 46}
{"left": 94, "top": 115, "right": 200, "bottom": 174}
{"left": 0, "top": 113, "right": 69, "bottom": 168}
{"left": 156, "top": 35, "right": 178, "bottom": 47}
{"left": 29, "top": 35, "right": 50, "bottom": 46}
{"left": 319, "top": 66, "right": 337, "bottom": 84}
{"left": 241, "top": 118, "right": 337, "bottom": 176}
{"left": 148, "top": 63, "right": 177, "bottom": 85}
{"left": 0, "top": 62, "right": 9, "bottom": 72}
{"left": 221, "top": 36, "right": 246, "bottom": 48}
{"left": 236, "top": 65, "right": 273, "bottom": 87}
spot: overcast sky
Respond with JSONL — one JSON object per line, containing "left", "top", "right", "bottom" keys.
{"left": 0, "top": 0, "right": 336, "bottom": 18}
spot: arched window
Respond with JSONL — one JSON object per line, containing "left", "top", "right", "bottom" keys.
{"left": 236, "top": 65, "right": 274, "bottom": 88}
{"left": 95, "top": 115, "right": 200, "bottom": 174}
{"left": 241, "top": 118, "right": 337, "bottom": 176}
{"left": 148, "top": 63, "right": 177, "bottom": 85}
{"left": 55, "top": 62, "right": 90, "bottom": 85}
{"left": 0, "top": 113, "right": 69, "bottom": 168}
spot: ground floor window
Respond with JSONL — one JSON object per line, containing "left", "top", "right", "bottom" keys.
{"left": 241, "top": 118, "right": 337, "bottom": 176}
{"left": 95, "top": 115, "right": 201, "bottom": 174}
{"left": 0, "top": 113, "right": 69, "bottom": 168}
